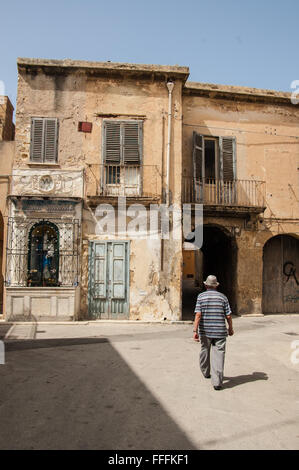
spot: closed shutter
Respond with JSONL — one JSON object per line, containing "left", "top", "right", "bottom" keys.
{"left": 193, "top": 132, "right": 204, "bottom": 180}
{"left": 30, "top": 118, "right": 44, "bottom": 162}
{"left": 44, "top": 118, "right": 58, "bottom": 162}
{"left": 104, "top": 121, "right": 121, "bottom": 163}
{"left": 30, "top": 117, "right": 58, "bottom": 163}
{"left": 219, "top": 137, "right": 235, "bottom": 181}
{"left": 123, "top": 122, "right": 141, "bottom": 164}
{"left": 104, "top": 120, "right": 142, "bottom": 164}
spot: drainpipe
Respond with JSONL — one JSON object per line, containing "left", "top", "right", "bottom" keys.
{"left": 166, "top": 80, "right": 174, "bottom": 206}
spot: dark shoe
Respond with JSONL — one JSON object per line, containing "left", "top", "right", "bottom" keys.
{"left": 213, "top": 385, "right": 222, "bottom": 390}
{"left": 204, "top": 375, "right": 211, "bottom": 379}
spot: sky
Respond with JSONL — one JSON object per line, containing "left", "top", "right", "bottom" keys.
{"left": 1, "top": 0, "right": 299, "bottom": 113}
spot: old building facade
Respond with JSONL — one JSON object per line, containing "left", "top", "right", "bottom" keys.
{"left": 3, "top": 58, "right": 299, "bottom": 321}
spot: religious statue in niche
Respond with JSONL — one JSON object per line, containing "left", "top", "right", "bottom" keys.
{"left": 28, "top": 223, "right": 59, "bottom": 287}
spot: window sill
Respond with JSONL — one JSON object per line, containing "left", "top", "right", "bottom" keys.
{"left": 27, "top": 163, "right": 61, "bottom": 168}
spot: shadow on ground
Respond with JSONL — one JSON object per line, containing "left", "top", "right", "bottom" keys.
{"left": 223, "top": 372, "right": 268, "bottom": 389}
{"left": 0, "top": 337, "right": 196, "bottom": 450}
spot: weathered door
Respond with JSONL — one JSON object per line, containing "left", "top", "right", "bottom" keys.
{"left": 262, "top": 235, "right": 299, "bottom": 313}
{"left": 88, "top": 241, "right": 130, "bottom": 319}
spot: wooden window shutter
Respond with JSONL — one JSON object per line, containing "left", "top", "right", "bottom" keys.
{"left": 44, "top": 118, "right": 58, "bottom": 162}
{"left": 30, "top": 118, "right": 44, "bottom": 162}
{"left": 192, "top": 132, "right": 204, "bottom": 180}
{"left": 104, "top": 121, "right": 121, "bottom": 163}
{"left": 123, "top": 122, "right": 141, "bottom": 164}
{"left": 30, "top": 117, "right": 58, "bottom": 163}
{"left": 219, "top": 137, "right": 235, "bottom": 181}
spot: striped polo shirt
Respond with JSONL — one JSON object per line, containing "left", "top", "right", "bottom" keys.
{"left": 194, "top": 289, "right": 232, "bottom": 338}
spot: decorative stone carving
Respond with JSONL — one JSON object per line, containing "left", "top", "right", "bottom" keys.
{"left": 39, "top": 175, "right": 54, "bottom": 192}
{"left": 11, "top": 169, "right": 84, "bottom": 198}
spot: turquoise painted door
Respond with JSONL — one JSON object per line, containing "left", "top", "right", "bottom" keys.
{"left": 88, "top": 241, "right": 130, "bottom": 319}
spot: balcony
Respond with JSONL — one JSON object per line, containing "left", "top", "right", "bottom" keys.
{"left": 182, "top": 177, "right": 266, "bottom": 215}
{"left": 85, "top": 164, "right": 162, "bottom": 205}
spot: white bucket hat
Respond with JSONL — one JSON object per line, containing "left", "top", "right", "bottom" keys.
{"left": 204, "top": 275, "right": 219, "bottom": 287}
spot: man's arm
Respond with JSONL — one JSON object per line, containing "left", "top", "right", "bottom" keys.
{"left": 226, "top": 315, "right": 234, "bottom": 336}
{"left": 193, "top": 312, "right": 201, "bottom": 342}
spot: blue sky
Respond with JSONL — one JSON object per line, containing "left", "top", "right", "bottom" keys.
{"left": 1, "top": 0, "right": 299, "bottom": 112}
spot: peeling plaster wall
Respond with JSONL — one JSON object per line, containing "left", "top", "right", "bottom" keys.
{"left": 15, "top": 67, "right": 184, "bottom": 320}
{"left": 80, "top": 209, "right": 182, "bottom": 321}
{"left": 15, "top": 70, "right": 183, "bottom": 202}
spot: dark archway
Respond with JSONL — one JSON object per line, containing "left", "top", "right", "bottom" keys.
{"left": 182, "top": 224, "right": 237, "bottom": 320}
{"left": 201, "top": 225, "right": 237, "bottom": 312}
{"left": 263, "top": 234, "right": 299, "bottom": 314}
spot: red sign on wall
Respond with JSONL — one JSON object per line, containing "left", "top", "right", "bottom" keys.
{"left": 78, "top": 122, "right": 92, "bottom": 133}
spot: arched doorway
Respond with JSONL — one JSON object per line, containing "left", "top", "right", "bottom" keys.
{"left": 182, "top": 224, "right": 237, "bottom": 320}
{"left": 201, "top": 225, "right": 237, "bottom": 312}
{"left": 262, "top": 234, "right": 299, "bottom": 314}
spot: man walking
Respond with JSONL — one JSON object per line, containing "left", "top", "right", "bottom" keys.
{"left": 193, "top": 275, "right": 234, "bottom": 390}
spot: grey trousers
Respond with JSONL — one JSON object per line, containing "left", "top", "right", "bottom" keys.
{"left": 199, "top": 336, "right": 226, "bottom": 387}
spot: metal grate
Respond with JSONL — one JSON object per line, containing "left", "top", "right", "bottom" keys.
{"left": 5, "top": 217, "right": 80, "bottom": 287}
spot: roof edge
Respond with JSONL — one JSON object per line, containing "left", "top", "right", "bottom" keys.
{"left": 184, "top": 81, "right": 292, "bottom": 103}
{"left": 17, "top": 57, "right": 190, "bottom": 82}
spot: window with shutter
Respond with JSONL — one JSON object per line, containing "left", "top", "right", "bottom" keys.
{"left": 30, "top": 117, "right": 59, "bottom": 163}
{"left": 192, "top": 133, "right": 236, "bottom": 203}
{"left": 192, "top": 134, "right": 236, "bottom": 182}
{"left": 103, "top": 120, "right": 142, "bottom": 165}
{"left": 102, "top": 120, "right": 142, "bottom": 196}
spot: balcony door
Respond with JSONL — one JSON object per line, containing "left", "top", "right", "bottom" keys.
{"left": 193, "top": 133, "right": 236, "bottom": 204}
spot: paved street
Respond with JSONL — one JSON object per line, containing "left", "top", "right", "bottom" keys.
{"left": 0, "top": 315, "right": 298, "bottom": 450}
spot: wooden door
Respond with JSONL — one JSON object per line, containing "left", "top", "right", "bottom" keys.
{"left": 262, "top": 235, "right": 299, "bottom": 314}
{"left": 88, "top": 241, "right": 130, "bottom": 319}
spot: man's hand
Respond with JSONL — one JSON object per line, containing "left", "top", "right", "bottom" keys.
{"left": 228, "top": 327, "right": 234, "bottom": 336}
{"left": 193, "top": 332, "right": 200, "bottom": 342}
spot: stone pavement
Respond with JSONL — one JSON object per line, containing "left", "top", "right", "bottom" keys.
{"left": 0, "top": 315, "right": 298, "bottom": 450}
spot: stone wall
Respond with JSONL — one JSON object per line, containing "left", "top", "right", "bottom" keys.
{"left": 12, "top": 60, "right": 187, "bottom": 321}
{"left": 0, "top": 96, "right": 14, "bottom": 141}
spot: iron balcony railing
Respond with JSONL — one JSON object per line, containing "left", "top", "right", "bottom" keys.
{"left": 182, "top": 177, "right": 266, "bottom": 207}
{"left": 85, "top": 164, "right": 162, "bottom": 199}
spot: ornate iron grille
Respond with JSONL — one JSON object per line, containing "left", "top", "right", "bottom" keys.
{"left": 6, "top": 217, "right": 80, "bottom": 287}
